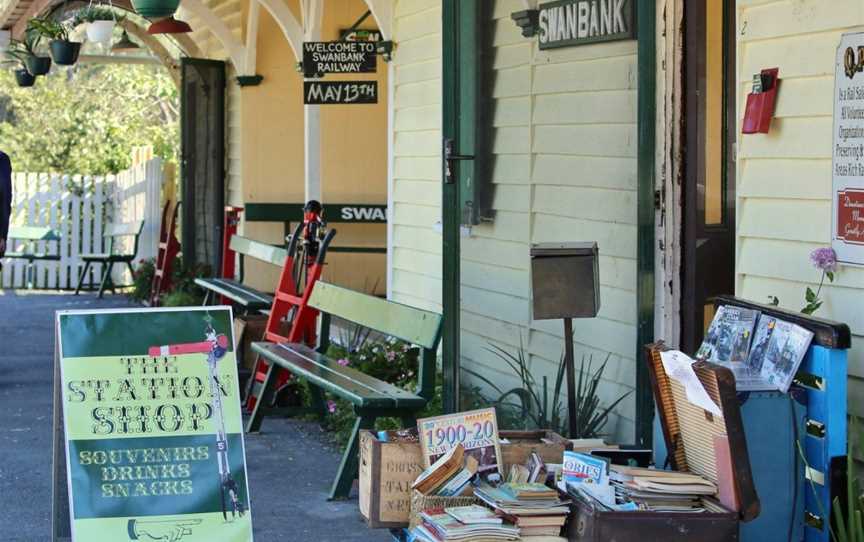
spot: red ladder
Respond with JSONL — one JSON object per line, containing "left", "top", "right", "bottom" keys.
{"left": 149, "top": 200, "right": 180, "bottom": 307}
{"left": 244, "top": 205, "right": 335, "bottom": 413}
{"left": 220, "top": 207, "right": 244, "bottom": 304}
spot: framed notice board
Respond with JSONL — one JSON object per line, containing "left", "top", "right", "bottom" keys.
{"left": 52, "top": 307, "right": 253, "bottom": 542}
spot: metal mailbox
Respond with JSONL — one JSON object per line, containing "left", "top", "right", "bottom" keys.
{"left": 530, "top": 242, "right": 600, "bottom": 320}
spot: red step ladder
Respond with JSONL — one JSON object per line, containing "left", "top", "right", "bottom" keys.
{"left": 244, "top": 203, "right": 335, "bottom": 413}
{"left": 220, "top": 207, "right": 244, "bottom": 304}
{"left": 149, "top": 200, "right": 180, "bottom": 307}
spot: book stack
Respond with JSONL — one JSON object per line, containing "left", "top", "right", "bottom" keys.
{"left": 507, "top": 451, "right": 548, "bottom": 485}
{"left": 412, "top": 444, "right": 479, "bottom": 497}
{"left": 412, "top": 507, "right": 520, "bottom": 541}
{"left": 475, "top": 483, "right": 570, "bottom": 539}
{"left": 610, "top": 466, "right": 717, "bottom": 512}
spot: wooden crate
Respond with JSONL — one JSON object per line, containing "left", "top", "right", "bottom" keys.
{"left": 499, "top": 430, "right": 572, "bottom": 467}
{"left": 359, "top": 430, "right": 425, "bottom": 529}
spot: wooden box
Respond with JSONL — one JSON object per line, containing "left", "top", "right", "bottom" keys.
{"left": 359, "top": 430, "right": 425, "bottom": 529}
{"left": 499, "top": 430, "right": 572, "bottom": 467}
{"left": 568, "top": 342, "right": 760, "bottom": 541}
{"left": 234, "top": 314, "right": 268, "bottom": 372}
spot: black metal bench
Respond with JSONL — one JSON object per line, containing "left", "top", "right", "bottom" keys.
{"left": 74, "top": 221, "right": 143, "bottom": 298}
{"left": 3, "top": 226, "right": 61, "bottom": 288}
{"left": 195, "top": 235, "right": 287, "bottom": 313}
{"left": 247, "top": 281, "right": 442, "bottom": 500}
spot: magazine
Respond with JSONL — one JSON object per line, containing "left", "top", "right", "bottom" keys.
{"left": 736, "top": 315, "right": 779, "bottom": 391}
{"left": 759, "top": 319, "right": 814, "bottom": 393}
{"left": 417, "top": 408, "right": 503, "bottom": 476}
{"left": 696, "top": 306, "right": 759, "bottom": 387}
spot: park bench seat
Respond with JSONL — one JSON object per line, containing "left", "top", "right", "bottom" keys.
{"left": 74, "top": 221, "right": 144, "bottom": 298}
{"left": 248, "top": 281, "right": 442, "bottom": 500}
{"left": 195, "top": 236, "right": 286, "bottom": 312}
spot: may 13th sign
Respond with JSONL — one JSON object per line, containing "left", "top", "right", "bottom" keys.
{"left": 833, "top": 33, "right": 864, "bottom": 265}
{"left": 56, "top": 307, "right": 253, "bottom": 542}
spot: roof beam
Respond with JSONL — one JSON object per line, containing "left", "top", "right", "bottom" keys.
{"left": 181, "top": 0, "right": 247, "bottom": 72}
{"left": 256, "top": 0, "right": 302, "bottom": 60}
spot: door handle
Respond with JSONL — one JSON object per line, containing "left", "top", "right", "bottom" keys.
{"left": 443, "top": 138, "right": 474, "bottom": 184}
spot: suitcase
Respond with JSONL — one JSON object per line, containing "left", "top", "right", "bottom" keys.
{"left": 568, "top": 342, "right": 761, "bottom": 541}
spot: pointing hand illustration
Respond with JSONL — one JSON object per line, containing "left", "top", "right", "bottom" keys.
{"left": 128, "top": 519, "right": 203, "bottom": 541}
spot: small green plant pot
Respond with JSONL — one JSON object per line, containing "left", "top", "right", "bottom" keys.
{"left": 131, "top": 0, "right": 180, "bottom": 19}
{"left": 26, "top": 55, "right": 52, "bottom": 76}
{"left": 14, "top": 68, "right": 36, "bottom": 87}
{"left": 49, "top": 40, "right": 82, "bottom": 66}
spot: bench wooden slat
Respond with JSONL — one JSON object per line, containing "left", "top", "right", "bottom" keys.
{"left": 277, "top": 343, "right": 426, "bottom": 408}
{"left": 104, "top": 221, "right": 144, "bottom": 237}
{"left": 229, "top": 236, "right": 287, "bottom": 267}
{"left": 194, "top": 278, "right": 273, "bottom": 308}
{"left": 7, "top": 226, "right": 60, "bottom": 241}
{"left": 252, "top": 342, "right": 397, "bottom": 408}
{"left": 308, "top": 282, "right": 442, "bottom": 350}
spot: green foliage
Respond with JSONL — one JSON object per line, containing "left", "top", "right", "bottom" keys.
{"left": 28, "top": 17, "right": 71, "bottom": 42}
{"left": 71, "top": 7, "right": 120, "bottom": 25}
{"left": 0, "top": 63, "right": 178, "bottom": 175}
{"left": 466, "top": 339, "right": 631, "bottom": 438}
{"left": 161, "top": 290, "right": 202, "bottom": 308}
{"left": 129, "top": 257, "right": 156, "bottom": 302}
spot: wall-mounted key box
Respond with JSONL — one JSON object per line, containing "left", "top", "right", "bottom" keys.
{"left": 530, "top": 242, "right": 600, "bottom": 320}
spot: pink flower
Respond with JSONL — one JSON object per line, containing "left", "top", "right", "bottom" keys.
{"left": 337, "top": 358, "right": 350, "bottom": 367}
{"left": 386, "top": 351, "right": 397, "bottom": 362}
{"left": 327, "top": 400, "right": 337, "bottom": 414}
{"left": 810, "top": 248, "right": 838, "bottom": 274}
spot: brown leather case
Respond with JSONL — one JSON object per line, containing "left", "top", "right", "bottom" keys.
{"left": 567, "top": 342, "right": 760, "bottom": 541}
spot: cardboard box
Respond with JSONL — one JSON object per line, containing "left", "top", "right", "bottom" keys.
{"left": 499, "top": 429, "right": 571, "bottom": 467}
{"left": 359, "top": 430, "right": 424, "bottom": 529}
{"left": 234, "top": 314, "right": 268, "bottom": 371}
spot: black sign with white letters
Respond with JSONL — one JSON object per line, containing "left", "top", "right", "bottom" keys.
{"left": 303, "top": 41, "right": 377, "bottom": 75}
{"left": 304, "top": 81, "right": 378, "bottom": 105}
{"left": 538, "top": 0, "right": 635, "bottom": 49}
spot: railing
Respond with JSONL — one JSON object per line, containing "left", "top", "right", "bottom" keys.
{"left": 1, "top": 158, "right": 163, "bottom": 289}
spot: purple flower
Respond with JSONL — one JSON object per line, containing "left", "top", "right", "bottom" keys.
{"left": 810, "top": 248, "right": 838, "bottom": 273}
{"left": 337, "top": 358, "right": 350, "bottom": 367}
{"left": 327, "top": 400, "right": 337, "bottom": 414}
{"left": 386, "top": 351, "right": 397, "bottom": 362}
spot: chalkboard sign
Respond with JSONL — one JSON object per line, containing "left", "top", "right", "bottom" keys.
{"left": 304, "top": 81, "right": 378, "bottom": 105}
{"left": 303, "top": 41, "right": 377, "bottom": 75}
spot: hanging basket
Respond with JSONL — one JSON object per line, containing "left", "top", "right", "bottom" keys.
{"left": 26, "top": 55, "right": 52, "bottom": 76}
{"left": 49, "top": 40, "right": 82, "bottom": 66}
{"left": 86, "top": 20, "right": 116, "bottom": 43}
{"left": 131, "top": 0, "right": 180, "bottom": 19}
{"left": 14, "top": 68, "right": 36, "bottom": 87}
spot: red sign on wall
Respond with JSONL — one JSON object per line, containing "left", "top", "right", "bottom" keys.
{"left": 837, "top": 189, "right": 864, "bottom": 245}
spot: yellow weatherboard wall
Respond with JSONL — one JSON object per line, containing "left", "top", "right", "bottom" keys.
{"left": 237, "top": 0, "right": 388, "bottom": 294}
{"left": 736, "top": 0, "right": 864, "bottom": 445}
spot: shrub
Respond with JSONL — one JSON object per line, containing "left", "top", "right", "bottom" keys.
{"left": 128, "top": 258, "right": 155, "bottom": 302}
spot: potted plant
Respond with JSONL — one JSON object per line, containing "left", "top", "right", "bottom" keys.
{"left": 14, "top": 31, "right": 51, "bottom": 76}
{"left": 28, "top": 17, "right": 81, "bottom": 66}
{"left": 4, "top": 45, "right": 37, "bottom": 87}
{"left": 131, "top": 0, "right": 179, "bottom": 19}
{"left": 72, "top": 6, "right": 119, "bottom": 44}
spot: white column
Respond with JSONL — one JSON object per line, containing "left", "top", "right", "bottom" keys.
{"left": 304, "top": 104, "right": 321, "bottom": 202}
{"left": 303, "top": 0, "right": 324, "bottom": 203}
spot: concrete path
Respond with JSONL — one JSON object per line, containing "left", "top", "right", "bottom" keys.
{"left": 0, "top": 290, "right": 390, "bottom": 542}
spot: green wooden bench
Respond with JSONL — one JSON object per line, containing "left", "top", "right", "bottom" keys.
{"left": 195, "top": 235, "right": 288, "bottom": 313}
{"left": 247, "top": 281, "right": 442, "bottom": 500}
{"left": 3, "top": 226, "right": 61, "bottom": 288}
{"left": 74, "top": 221, "right": 144, "bottom": 298}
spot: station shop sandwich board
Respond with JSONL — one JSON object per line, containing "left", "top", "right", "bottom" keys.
{"left": 52, "top": 306, "right": 253, "bottom": 542}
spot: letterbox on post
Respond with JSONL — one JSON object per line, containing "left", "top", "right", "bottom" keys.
{"left": 530, "top": 242, "right": 600, "bottom": 319}
{"left": 530, "top": 242, "right": 600, "bottom": 438}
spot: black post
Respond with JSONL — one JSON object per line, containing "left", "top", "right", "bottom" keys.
{"left": 563, "top": 317, "right": 577, "bottom": 438}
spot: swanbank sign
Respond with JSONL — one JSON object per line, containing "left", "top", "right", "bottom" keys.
{"left": 538, "top": 0, "right": 635, "bottom": 49}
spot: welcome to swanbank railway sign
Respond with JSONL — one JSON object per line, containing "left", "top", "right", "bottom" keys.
{"left": 538, "top": 0, "right": 635, "bottom": 49}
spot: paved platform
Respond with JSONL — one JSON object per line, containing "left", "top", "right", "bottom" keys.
{"left": 0, "top": 290, "right": 389, "bottom": 542}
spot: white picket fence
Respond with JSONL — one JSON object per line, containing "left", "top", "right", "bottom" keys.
{"left": 1, "top": 159, "right": 163, "bottom": 290}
